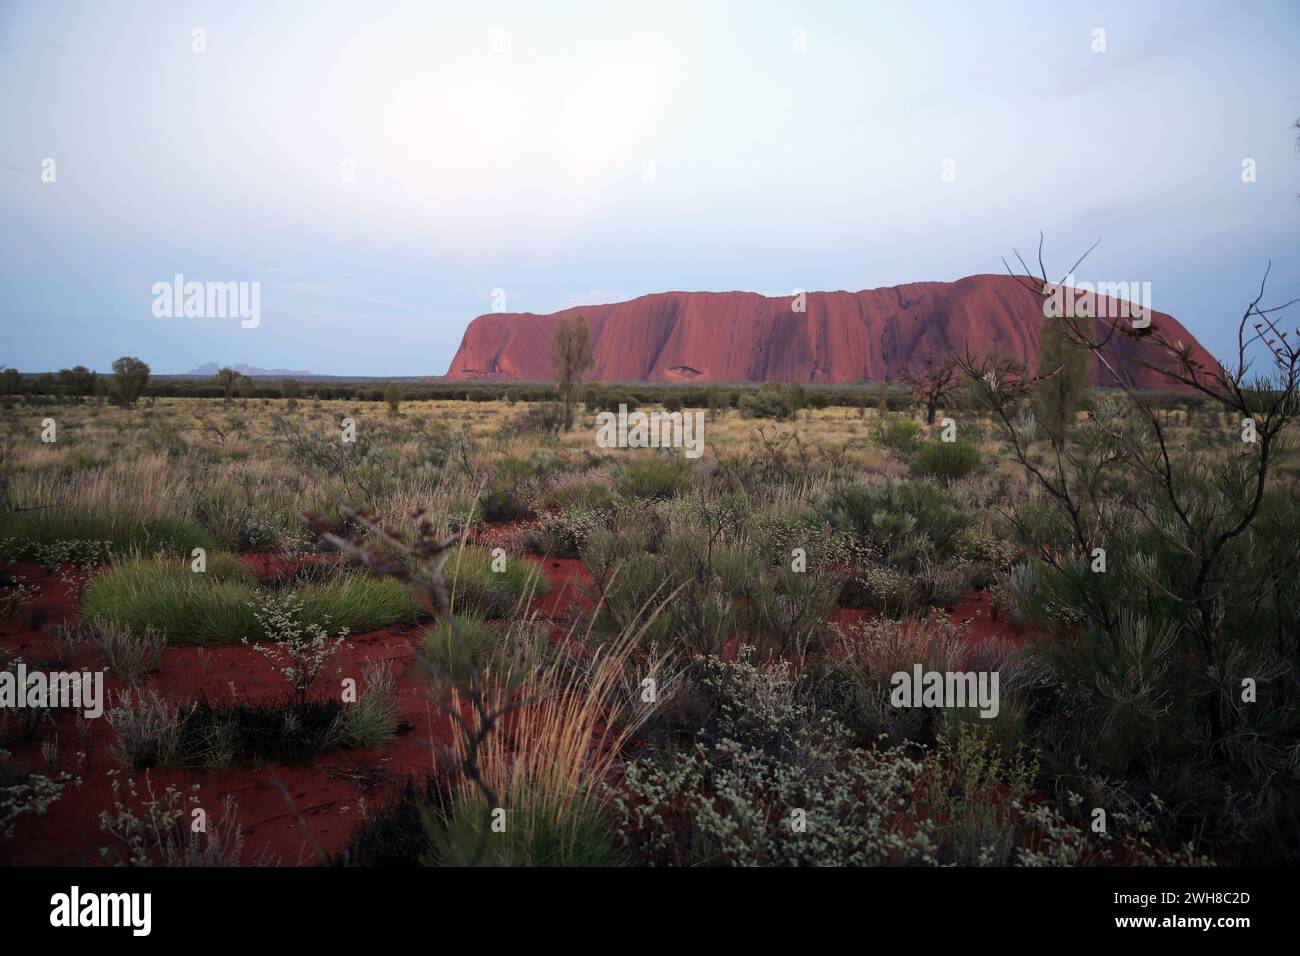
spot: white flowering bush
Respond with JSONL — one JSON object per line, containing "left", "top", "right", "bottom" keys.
{"left": 843, "top": 562, "right": 920, "bottom": 611}
{"left": 239, "top": 512, "right": 279, "bottom": 550}
{"left": 520, "top": 507, "right": 605, "bottom": 558}
{"left": 97, "top": 770, "right": 249, "bottom": 866}
{"left": 610, "top": 652, "right": 937, "bottom": 866}
{"left": 1014, "top": 799, "right": 1210, "bottom": 867}
{"left": 245, "top": 590, "right": 347, "bottom": 703}
{"left": 33, "top": 538, "right": 110, "bottom": 572}
{"left": 1, "top": 747, "right": 78, "bottom": 840}
{"left": 614, "top": 737, "right": 937, "bottom": 866}
{"left": 1, "top": 574, "right": 39, "bottom": 621}
{"left": 106, "top": 687, "right": 184, "bottom": 769}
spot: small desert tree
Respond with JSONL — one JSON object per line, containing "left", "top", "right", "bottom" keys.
{"left": 384, "top": 381, "right": 403, "bottom": 416}
{"left": 110, "top": 356, "right": 150, "bottom": 405}
{"left": 58, "top": 365, "right": 97, "bottom": 403}
{"left": 551, "top": 312, "right": 595, "bottom": 431}
{"left": 214, "top": 367, "right": 245, "bottom": 405}
{"left": 901, "top": 352, "right": 960, "bottom": 425}
{"left": 1033, "top": 309, "right": 1092, "bottom": 449}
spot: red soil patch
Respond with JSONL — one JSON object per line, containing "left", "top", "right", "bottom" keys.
{"left": 829, "top": 591, "right": 1028, "bottom": 647}
{"left": 938, "top": 590, "right": 1031, "bottom": 646}
{"left": 1, "top": 557, "right": 456, "bottom": 867}
{"left": 528, "top": 556, "right": 595, "bottom": 620}
{"left": 1, "top": 534, "right": 1033, "bottom": 867}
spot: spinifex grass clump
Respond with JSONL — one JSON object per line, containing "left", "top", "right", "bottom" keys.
{"left": 444, "top": 547, "right": 548, "bottom": 619}
{"left": 309, "top": 506, "right": 666, "bottom": 866}
{"left": 425, "top": 631, "right": 645, "bottom": 867}
{"left": 0, "top": 457, "right": 219, "bottom": 558}
{"left": 81, "top": 555, "right": 418, "bottom": 644}
{"left": 421, "top": 614, "right": 549, "bottom": 687}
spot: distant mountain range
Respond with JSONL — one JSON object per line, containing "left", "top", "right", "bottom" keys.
{"left": 186, "top": 362, "right": 313, "bottom": 378}
{"left": 444, "top": 274, "right": 1218, "bottom": 389}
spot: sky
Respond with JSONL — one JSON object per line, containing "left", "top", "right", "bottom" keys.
{"left": 1, "top": 0, "right": 1297, "bottom": 376}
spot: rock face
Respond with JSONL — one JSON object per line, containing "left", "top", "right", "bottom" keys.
{"left": 443, "top": 274, "right": 1218, "bottom": 388}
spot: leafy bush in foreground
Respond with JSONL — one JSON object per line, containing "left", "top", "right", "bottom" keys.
{"left": 817, "top": 478, "right": 970, "bottom": 564}
{"left": 612, "top": 653, "right": 938, "bottom": 866}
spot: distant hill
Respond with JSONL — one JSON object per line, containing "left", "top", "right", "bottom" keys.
{"left": 186, "top": 362, "right": 313, "bottom": 377}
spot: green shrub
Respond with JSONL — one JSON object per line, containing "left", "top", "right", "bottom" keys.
{"left": 738, "top": 383, "right": 792, "bottom": 420}
{"left": 584, "top": 551, "right": 680, "bottom": 648}
{"left": 743, "top": 565, "right": 842, "bottom": 656}
{"left": 585, "top": 389, "right": 639, "bottom": 414}
{"left": 912, "top": 440, "right": 981, "bottom": 483}
{"left": 478, "top": 478, "right": 534, "bottom": 522}
{"left": 816, "top": 479, "right": 970, "bottom": 563}
{"left": 614, "top": 456, "right": 691, "bottom": 500}
{"left": 542, "top": 477, "right": 621, "bottom": 512}
{"left": 871, "top": 418, "right": 923, "bottom": 455}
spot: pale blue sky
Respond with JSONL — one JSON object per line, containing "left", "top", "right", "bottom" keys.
{"left": 2, "top": 0, "right": 1297, "bottom": 375}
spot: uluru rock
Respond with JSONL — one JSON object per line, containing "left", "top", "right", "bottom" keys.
{"left": 444, "top": 274, "right": 1218, "bottom": 388}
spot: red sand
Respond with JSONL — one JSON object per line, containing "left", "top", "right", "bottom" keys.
{"left": 1, "top": 559, "right": 454, "bottom": 866}
{"left": 1, "top": 537, "right": 1027, "bottom": 866}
